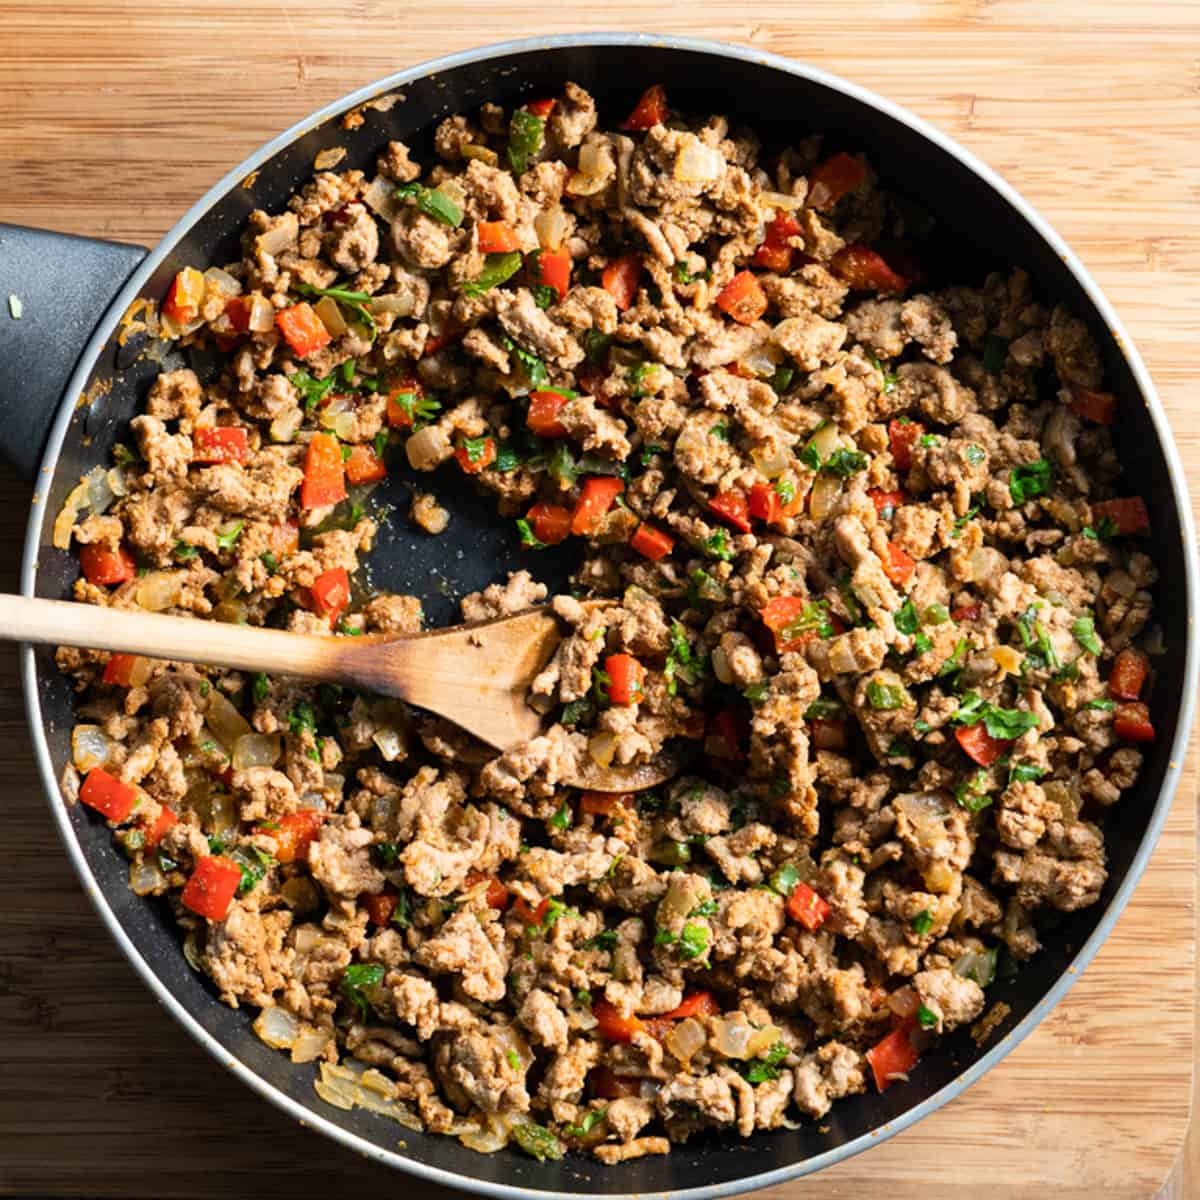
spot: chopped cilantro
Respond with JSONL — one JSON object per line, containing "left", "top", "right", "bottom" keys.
{"left": 215, "top": 519, "right": 245, "bottom": 552}
{"left": 912, "top": 909, "right": 934, "bottom": 935}
{"left": 704, "top": 527, "right": 734, "bottom": 561}
{"left": 251, "top": 673, "right": 270, "bottom": 705}
{"left": 583, "top": 929, "right": 618, "bottom": 951}
{"left": 393, "top": 181, "right": 463, "bottom": 227}
{"left": 737, "top": 1040, "right": 789, "bottom": 1083}
{"left": 289, "top": 369, "right": 336, "bottom": 413}
{"left": 1009, "top": 459, "right": 1053, "bottom": 505}
{"left": 288, "top": 701, "right": 317, "bottom": 737}
{"left": 822, "top": 447, "right": 869, "bottom": 477}
{"left": 1009, "top": 762, "right": 1047, "bottom": 784}
{"left": 742, "top": 680, "right": 770, "bottom": 705}
{"left": 506, "top": 109, "right": 545, "bottom": 175}
{"left": 895, "top": 599, "right": 920, "bottom": 636}
{"left": 172, "top": 539, "right": 198, "bottom": 560}
{"left": 869, "top": 354, "right": 898, "bottom": 394}
{"left": 548, "top": 801, "right": 572, "bottom": 832}
{"left": 917, "top": 1003, "right": 939, "bottom": 1029}
{"left": 340, "top": 963, "right": 385, "bottom": 1019}
{"left": 955, "top": 768, "right": 993, "bottom": 812}
{"left": 709, "top": 422, "right": 729, "bottom": 441}
{"left": 677, "top": 922, "right": 709, "bottom": 961}
{"left": 516, "top": 518, "right": 546, "bottom": 550}
{"left": 259, "top": 551, "right": 279, "bottom": 574}
{"left": 464, "top": 252, "right": 524, "bottom": 299}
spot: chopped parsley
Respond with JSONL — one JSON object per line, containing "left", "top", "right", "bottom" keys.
{"left": 737, "top": 1040, "right": 789, "bottom": 1083}
{"left": 782, "top": 599, "right": 836, "bottom": 641}
{"left": 677, "top": 922, "right": 709, "bottom": 961}
{"left": 516, "top": 518, "right": 546, "bottom": 550}
{"left": 1082, "top": 517, "right": 1120, "bottom": 540}
{"left": 912, "top": 632, "right": 933, "bottom": 655}
{"left": 464, "top": 252, "right": 524, "bottom": 299}
{"left": 955, "top": 768, "right": 993, "bottom": 813}
{"left": 288, "top": 701, "right": 317, "bottom": 737}
{"left": 869, "top": 354, "right": 898, "bottom": 394}
{"left": 172, "top": 539, "right": 198, "bottom": 561}
{"left": 704, "top": 528, "right": 734, "bottom": 561}
{"left": 1084, "top": 697, "right": 1116, "bottom": 711}
{"left": 664, "top": 621, "right": 698, "bottom": 696}
{"left": 951, "top": 692, "right": 1039, "bottom": 740}
{"left": 912, "top": 909, "right": 934, "bottom": 936}
{"left": 1071, "top": 613, "right": 1103, "bottom": 655}
{"left": 548, "top": 801, "right": 572, "bottom": 831}
{"left": 340, "top": 963, "right": 385, "bottom": 1019}
{"left": 506, "top": 109, "right": 545, "bottom": 175}
{"left": 460, "top": 436, "right": 492, "bottom": 465}
{"left": 583, "top": 929, "right": 618, "bottom": 951}
{"left": 251, "top": 673, "right": 270, "bottom": 705}
{"left": 259, "top": 551, "right": 279, "bottom": 574}
{"left": 742, "top": 681, "right": 769, "bottom": 705}
{"left": 373, "top": 841, "right": 401, "bottom": 867}
{"left": 640, "top": 443, "right": 664, "bottom": 465}
{"left": 388, "top": 388, "right": 441, "bottom": 425}
{"left": 823, "top": 447, "right": 869, "bottom": 477}
{"left": 709, "top": 422, "right": 729, "bottom": 441}
{"left": 288, "top": 369, "right": 336, "bottom": 413}
{"left": 1009, "top": 762, "right": 1047, "bottom": 784}
{"left": 215, "top": 519, "right": 245, "bottom": 552}
{"left": 1009, "top": 459, "right": 1053, "bottom": 505}
{"left": 293, "top": 282, "right": 376, "bottom": 340}
{"left": 895, "top": 599, "right": 920, "bottom": 636}
{"left": 532, "top": 284, "right": 557, "bottom": 309}
{"left": 561, "top": 697, "right": 596, "bottom": 726}
{"left": 917, "top": 1003, "right": 939, "bottom": 1029}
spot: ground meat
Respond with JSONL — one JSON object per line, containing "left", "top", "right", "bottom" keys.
{"left": 59, "top": 80, "right": 1155, "bottom": 1168}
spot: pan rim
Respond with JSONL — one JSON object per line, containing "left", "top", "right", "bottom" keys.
{"left": 18, "top": 31, "right": 1200, "bottom": 1200}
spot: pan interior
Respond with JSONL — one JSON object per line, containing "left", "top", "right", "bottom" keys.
{"left": 25, "top": 40, "right": 1192, "bottom": 1198}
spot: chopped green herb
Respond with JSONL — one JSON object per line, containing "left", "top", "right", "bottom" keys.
{"left": 1084, "top": 697, "right": 1116, "bottom": 711}
{"left": 373, "top": 841, "right": 401, "bottom": 867}
{"left": 686, "top": 567, "right": 726, "bottom": 605}
{"left": 1071, "top": 613, "right": 1103, "bottom": 655}
{"left": 912, "top": 631, "right": 933, "bottom": 655}
{"left": 294, "top": 282, "right": 376, "bottom": 341}
{"left": 917, "top": 1003, "right": 938, "bottom": 1029}
{"left": 506, "top": 109, "right": 545, "bottom": 175}
{"left": 895, "top": 599, "right": 920, "bottom": 636}
{"left": 955, "top": 768, "right": 993, "bottom": 813}
{"left": 340, "top": 963, "right": 385, "bottom": 1019}
{"left": 516, "top": 518, "right": 546, "bottom": 550}
{"left": 677, "top": 922, "right": 709, "bottom": 961}
{"left": 389, "top": 388, "right": 441, "bottom": 425}
{"left": 288, "top": 369, "right": 337, "bottom": 413}
{"left": 912, "top": 909, "right": 934, "bottom": 936}
{"left": 770, "top": 364, "right": 796, "bottom": 394}
{"left": 1082, "top": 517, "right": 1120, "bottom": 541}
{"left": 913, "top": 719, "right": 932, "bottom": 734}
{"left": 259, "top": 551, "right": 279, "bottom": 575}
{"left": 173, "top": 539, "right": 198, "bottom": 560}
{"left": 782, "top": 599, "right": 835, "bottom": 641}
{"left": 511, "top": 1123, "right": 563, "bottom": 1163}
{"left": 575, "top": 988, "right": 593, "bottom": 1006}
{"left": 560, "top": 697, "right": 596, "bottom": 726}
{"left": 393, "top": 182, "right": 463, "bottom": 226}
{"left": 768, "top": 863, "right": 801, "bottom": 897}
{"left": 690, "top": 898, "right": 719, "bottom": 917}
{"left": 952, "top": 693, "right": 1039, "bottom": 740}
{"left": 774, "top": 477, "right": 796, "bottom": 503}
{"left": 532, "top": 283, "right": 557, "bottom": 310}
{"left": 464, "top": 252, "right": 524, "bottom": 298}
{"left": 939, "top": 637, "right": 968, "bottom": 678}
{"left": 704, "top": 527, "right": 734, "bottom": 561}
{"left": 582, "top": 328, "right": 613, "bottom": 363}
{"left": 583, "top": 929, "right": 618, "bottom": 951}
{"left": 869, "top": 353, "right": 898, "bottom": 394}
{"left": 1009, "top": 763, "right": 1047, "bottom": 784}
{"left": 648, "top": 839, "right": 692, "bottom": 868}
{"left": 919, "top": 433, "right": 940, "bottom": 448}
{"left": 564, "top": 1107, "right": 607, "bottom": 1139}
{"left": 549, "top": 801, "right": 572, "bottom": 831}
{"left": 640, "top": 443, "right": 664, "bottom": 465}
{"left": 742, "top": 681, "right": 770, "bottom": 705}
{"left": 288, "top": 701, "right": 317, "bottom": 737}
{"left": 199, "top": 681, "right": 211, "bottom": 698}
{"left": 1009, "top": 459, "right": 1053, "bottom": 505}
{"left": 866, "top": 680, "right": 907, "bottom": 710}
{"left": 965, "top": 443, "right": 986, "bottom": 465}
{"left": 654, "top": 926, "right": 677, "bottom": 947}
{"left": 822, "top": 447, "right": 869, "bottom": 477}
{"left": 251, "top": 673, "right": 270, "bottom": 705}
{"left": 737, "top": 1040, "right": 788, "bottom": 1083}
{"left": 506, "top": 1048, "right": 522, "bottom": 1072}
{"left": 340, "top": 444, "right": 353, "bottom": 462}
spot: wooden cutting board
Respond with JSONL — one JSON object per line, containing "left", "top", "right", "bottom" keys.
{"left": 0, "top": 2, "right": 1196, "bottom": 1196}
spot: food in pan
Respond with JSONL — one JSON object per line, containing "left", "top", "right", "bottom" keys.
{"left": 57, "top": 81, "right": 1159, "bottom": 1163}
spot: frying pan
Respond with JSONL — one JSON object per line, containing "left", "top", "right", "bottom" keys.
{"left": 0, "top": 33, "right": 1196, "bottom": 1199}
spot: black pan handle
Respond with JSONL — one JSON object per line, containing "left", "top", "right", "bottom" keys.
{"left": 0, "top": 224, "right": 148, "bottom": 480}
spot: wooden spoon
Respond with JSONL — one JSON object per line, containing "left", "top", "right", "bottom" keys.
{"left": 0, "top": 594, "right": 678, "bottom": 791}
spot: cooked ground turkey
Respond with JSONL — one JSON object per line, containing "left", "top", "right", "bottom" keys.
{"left": 59, "top": 82, "right": 1159, "bottom": 1164}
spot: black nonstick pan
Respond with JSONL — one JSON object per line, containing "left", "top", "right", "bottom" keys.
{"left": 0, "top": 34, "right": 1196, "bottom": 1200}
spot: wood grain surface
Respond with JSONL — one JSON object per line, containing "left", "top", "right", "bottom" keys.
{"left": 1, "top": 2, "right": 1197, "bottom": 1197}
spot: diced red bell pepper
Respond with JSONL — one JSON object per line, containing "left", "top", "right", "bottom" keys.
{"left": 955, "top": 723, "right": 1009, "bottom": 767}
{"left": 300, "top": 432, "right": 347, "bottom": 509}
{"left": 512, "top": 896, "right": 551, "bottom": 926}
{"left": 1114, "top": 701, "right": 1155, "bottom": 742}
{"left": 476, "top": 220, "right": 521, "bottom": 254}
{"left": 465, "top": 871, "right": 511, "bottom": 910}
{"left": 162, "top": 267, "right": 205, "bottom": 326}
{"left": 888, "top": 418, "right": 924, "bottom": 471}
{"left": 571, "top": 476, "right": 624, "bottom": 536}
{"left": 455, "top": 437, "right": 497, "bottom": 474}
{"left": 1109, "top": 648, "right": 1149, "bottom": 700}
{"left": 831, "top": 244, "right": 908, "bottom": 293}
{"left": 590, "top": 1066, "right": 642, "bottom": 1099}
{"left": 79, "top": 767, "right": 137, "bottom": 822}
{"left": 1093, "top": 496, "right": 1150, "bottom": 535}
{"left": 363, "top": 888, "right": 399, "bottom": 926}
{"left": 760, "top": 595, "right": 814, "bottom": 654}
{"left": 809, "top": 717, "right": 848, "bottom": 751}
{"left": 224, "top": 295, "right": 251, "bottom": 333}
{"left": 344, "top": 444, "right": 387, "bottom": 484}
{"left": 143, "top": 805, "right": 178, "bottom": 851}
{"left": 593, "top": 997, "right": 645, "bottom": 1043}
{"left": 866, "top": 1025, "right": 921, "bottom": 1092}
{"left": 620, "top": 84, "right": 667, "bottom": 131}
{"left": 952, "top": 604, "right": 982, "bottom": 622}
{"left": 260, "top": 809, "right": 325, "bottom": 865}
{"left": 662, "top": 990, "right": 721, "bottom": 1021}
{"left": 531, "top": 246, "right": 571, "bottom": 300}
{"left": 525, "top": 97, "right": 556, "bottom": 117}
{"left": 579, "top": 791, "right": 634, "bottom": 818}
{"left": 605, "top": 654, "right": 645, "bottom": 706}
{"left": 102, "top": 652, "right": 138, "bottom": 688}
{"left": 526, "top": 502, "right": 572, "bottom": 546}
{"left": 786, "top": 882, "right": 831, "bottom": 930}
{"left": 275, "top": 302, "right": 332, "bottom": 358}
{"left": 749, "top": 482, "right": 782, "bottom": 525}
{"left": 882, "top": 541, "right": 916, "bottom": 586}
{"left": 180, "top": 855, "right": 243, "bottom": 921}
{"left": 602, "top": 254, "right": 642, "bottom": 311}
{"left": 527, "top": 390, "right": 571, "bottom": 437}
{"left": 709, "top": 707, "right": 748, "bottom": 759}
{"left": 868, "top": 489, "right": 905, "bottom": 517}
{"left": 630, "top": 522, "right": 674, "bottom": 561}
{"left": 192, "top": 425, "right": 249, "bottom": 465}
{"left": 1069, "top": 384, "right": 1117, "bottom": 425}
{"left": 79, "top": 543, "right": 136, "bottom": 586}
{"left": 385, "top": 378, "right": 425, "bottom": 429}
{"left": 715, "top": 270, "right": 768, "bottom": 325}
{"left": 753, "top": 211, "right": 803, "bottom": 273}
{"left": 708, "top": 489, "right": 752, "bottom": 533}
{"left": 310, "top": 566, "right": 351, "bottom": 625}
{"left": 807, "top": 152, "right": 867, "bottom": 210}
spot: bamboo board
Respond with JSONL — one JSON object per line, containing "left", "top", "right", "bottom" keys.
{"left": 0, "top": 2, "right": 1196, "bottom": 1196}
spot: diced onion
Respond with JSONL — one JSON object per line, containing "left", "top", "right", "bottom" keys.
{"left": 291, "top": 1028, "right": 332, "bottom": 1063}
{"left": 53, "top": 480, "right": 90, "bottom": 549}
{"left": 372, "top": 729, "right": 406, "bottom": 762}
{"left": 827, "top": 633, "right": 860, "bottom": 675}
{"left": 246, "top": 292, "right": 275, "bottom": 333}
{"left": 129, "top": 859, "right": 167, "bottom": 896}
{"left": 182, "top": 929, "right": 204, "bottom": 972}
{"left": 209, "top": 789, "right": 238, "bottom": 836}
{"left": 203, "top": 265, "right": 242, "bottom": 299}
{"left": 369, "top": 292, "right": 417, "bottom": 319}
{"left": 330, "top": 411, "right": 355, "bottom": 441}
{"left": 741, "top": 343, "right": 782, "bottom": 378}
{"left": 136, "top": 571, "right": 184, "bottom": 612}
{"left": 709, "top": 1013, "right": 781, "bottom": 1060}
{"left": 459, "top": 1115, "right": 510, "bottom": 1154}
{"left": 72, "top": 724, "right": 111, "bottom": 771}
{"left": 674, "top": 139, "right": 724, "bottom": 183}
{"left": 589, "top": 731, "right": 616, "bottom": 768}
{"left": 106, "top": 467, "right": 128, "bottom": 498}
{"left": 314, "top": 147, "right": 347, "bottom": 171}
{"left": 760, "top": 189, "right": 805, "bottom": 211}
{"left": 281, "top": 876, "right": 320, "bottom": 914}
{"left": 270, "top": 407, "right": 303, "bottom": 443}
{"left": 750, "top": 443, "right": 789, "bottom": 479}
{"left": 85, "top": 465, "right": 115, "bottom": 515}
{"left": 206, "top": 689, "right": 253, "bottom": 746}
{"left": 991, "top": 645, "right": 1023, "bottom": 674}
{"left": 232, "top": 732, "right": 281, "bottom": 771}
{"left": 567, "top": 138, "right": 615, "bottom": 196}
{"left": 255, "top": 214, "right": 297, "bottom": 257}
{"left": 894, "top": 793, "right": 950, "bottom": 849}
{"left": 1043, "top": 779, "right": 1081, "bottom": 823}
{"left": 665, "top": 1017, "right": 707, "bottom": 1064}
{"left": 254, "top": 1005, "right": 300, "bottom": 1050}
{"left": 405, "top": 425, "right": 449, "bottom": 471}
{"left": 534, "top": 204, "right": 570, "bottom": 251}
{"left": 811, "top": 422, "right": 841, "bottom": 460}
{"left": 363, "top": 176, "right": 400, "bottom": 222}
{"left": 711, "top": 645, "right": 733, "bottom": 685}
{"left": 314, "top": 1061, "right": 424, "bottom": 1131}
{"left": 809, "top": 474, "right": 843, "bottom": 521}
{"left": 322, "top": 772, "right": 345, "bottom": 797}
{"left": 969, "top": 546, "right": 1006, "bottom": 582}
{"left": 314, "top": 295, "right": 348, "bottom": 338}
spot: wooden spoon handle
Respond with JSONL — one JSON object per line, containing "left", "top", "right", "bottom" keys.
{"left": 0, "top": 593, "right": 346, "bottom": 682}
